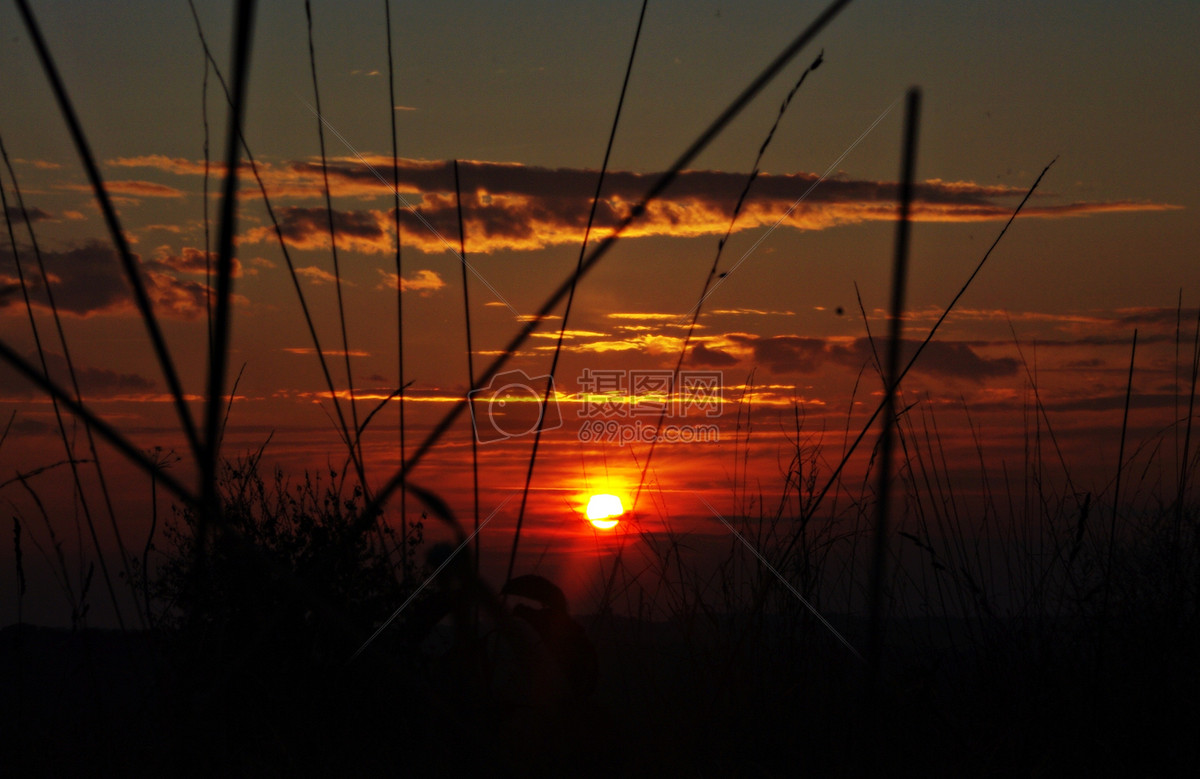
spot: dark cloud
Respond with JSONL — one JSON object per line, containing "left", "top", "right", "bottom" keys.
{"left": 1115, "top": 306, "right": 1200, "bottom": 329}
{"left": 728, "top": 334, "right": 1018, "bottom": 382}
{"left": 0, "top": 350, "right": 154, "bottom": 399}
{"left": 243, "top": 206, "right": 391, "bottom": 254}
{"left": 689, "top": 342, "right": 740, "bottom": 367}
{"left": 4, "top": 205, "right": 54, "bottom": 224}
{"left": 144, "top": 246, "right": 242, "bottom": 278}
{"left": 8, "top": 415, "right": 56, "bottom": 436}
{"left": 902, "top": 339, "right": 1019, "bottom": 380}
{"left": 968, "top": 334, "right": 1174, "bottom": 349}
{"left": 0, "top": 241, "right": 210, "bottom": 318}
{"left": 730, "top": 335, "right": 829, "bottom": 374}
{"left": 965, "top": 391, "right": 1181, "bottom": 415}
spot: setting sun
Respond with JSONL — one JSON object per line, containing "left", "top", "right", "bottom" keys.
{"left": 585, "top": 494, "right": 624, "bottom": 530}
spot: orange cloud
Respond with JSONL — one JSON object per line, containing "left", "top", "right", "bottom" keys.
{"left": 283, "top": 347, "right": 370, "bottom": 357}
{"left": 528, "top": 330, "right": 610, "bottom": 340}
{"left": 294, "top": 265, "right": 352, "bottom": 286}
{"left": 14, "top": 158, "right": 62, "bottom": 170}
{"left": 61, "top": 180, "right": 186, "bottom": 198}
{"left": 111, "top": 155, "right": 1179, "bottom": 255}
{"left": 374, "top": 268, "right": 447, "bottom": 295}
{"left": 108, "top": 155, "right": 408, "bottom": 201}
{"left": 107, "top": 155, "right": 224, "bottom": 176}
{"left": 543, "top": 333, "right": 687, "bottom": 355}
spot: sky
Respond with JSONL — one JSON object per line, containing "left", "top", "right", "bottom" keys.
{"left": 1, "top": 0, "right": 1198, "bottom": 626}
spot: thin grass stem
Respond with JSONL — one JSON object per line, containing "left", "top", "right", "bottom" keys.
{"left": 453, "top": 160, "right": 481, "bottom": 580}
{"left": 505, "top": 0, "right": 648, "bottom": 587}
{"left": 0, "top": 340, "right": 200, "bottom": 509}
{"left": 1100, "top": 328, "right": 1137, "bottom": 659}
{"left": 867, "top": 86, "right": 920, "bottom": 689}
{"left": 185, "top": 0, "right": 366, "bottom": 493}
{"left": 358, "top": 0, "right": 855, "bottom": 535}
{"left": 633, "top": 46, "right": 826, "bottom": 517}
{"left": 794, "top": 155, "right": 1059, "bottom": 546}
{"left": 1, "top": 139, "right": 131, "bottom": 628}
{"left": 14, "top": 0, "right": 203, "bottom": 466}
{"left": 383, "top": 0, "right": 409, "bottom": 582}
{"left": 305, "top": 0, "right": 363, "bottom": 474}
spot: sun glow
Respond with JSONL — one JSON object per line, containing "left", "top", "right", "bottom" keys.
{"left": 585, "top": 493, "right": 623, "bottom": 530}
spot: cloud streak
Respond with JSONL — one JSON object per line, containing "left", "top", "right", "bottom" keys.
{"left": 108, "top": 156, "right": 1178, "bottom": 255}
{"left": 60, "top": 180, "right": 186, "bottom": 199}
{"left": 0, "top": 350, "right": 154, "bottom": 399}
{"left": 723, "top": 334, "right": 1019, "bottom": 381}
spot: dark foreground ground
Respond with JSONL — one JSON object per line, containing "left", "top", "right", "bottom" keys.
{"left": 2, "top": 612, "right": 1197, "bottom": 777}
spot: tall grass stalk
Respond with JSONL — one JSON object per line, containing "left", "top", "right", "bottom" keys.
{"left": 203, "top": 3, "right": 254, "bottom": 471}
{"left": 0, "top": 410, "right": 13, "bottom": 452}
{"left": 2, "top": 138, "right": 137, "bottom": 598}
{"left": 304, "top": 0, "right": 364, "bottom": 476}
{"left": 0, "top": 344, "right": 199, "bottom": 510}
{"left": 195, "top": 3, "right": 256, "bottom": 640}
{"left": 790, "top": 155, "right": 1059, "bottom": 546}
{"left": 1, "top": 133, "right": 135, "bottom": 629}
{"left": 12, "top": 0, "right": 202, "bottom": 465}
{"left": 185, "top": 0, "right": 367, "bottom": 491}
{"left": 867, "top": 87, "right": 920, "bottom": 689}
{"left": 1172, "top": 303, "right": 1200, "bottom": 598}
{"left": 1100, "top": 328, "right": 1137, "bottom": 659}
{"left": 143, "top": 447, "right": 180, "bottom": 627}
{"left": 357, "top": 0, "right": 855, "bottom": 538}
{"left": 452, "top": 160, "right": 481, "bottom": 578}
{"left": 186, "top": 9, "right": 408, "bottom": 619}
{"left": 633, "top": 46, "right": 826, "bottom": 524}
{"left": 12, "top": 514, "right": 25, "bottom": 626}
{"left": 201, "top": 38, "right": 213, "bottom": 361}
{"left": 382, "top": 0, "right": 409, "bottom": 582}
{"left": 13, "top": 472, "right": 85, "bottom": 623}
{"left": 506, "top": 0, "right": 648, "bottom": 587}
{"left": 613, "top": 43, "right": 828, "bottom": 640}
{"left": 1007, "top": 318, "right": 1078, "bottom": 497}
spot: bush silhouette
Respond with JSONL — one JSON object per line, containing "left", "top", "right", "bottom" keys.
{"left": 150, "top": 454, "right": 421, "bottom": 674}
